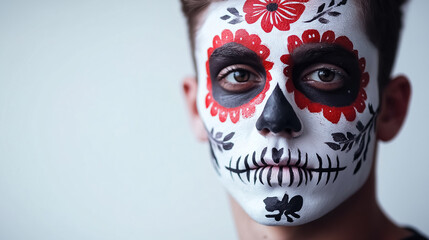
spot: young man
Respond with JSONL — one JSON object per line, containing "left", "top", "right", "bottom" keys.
{"left": 181, "top": 0, "right": 427, "bottom": 239}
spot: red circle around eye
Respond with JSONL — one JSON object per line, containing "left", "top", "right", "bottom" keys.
{"left": 205, "top": 29, "right": 273, "bottom": 124}
{"left": 281, "top": 29, "right": 370, "bottom": 124}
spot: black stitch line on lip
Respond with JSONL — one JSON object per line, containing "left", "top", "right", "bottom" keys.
{"left": 236, "top": 157, "right": 244, "bottom": 183}
{"left": 259, "top": 167, "right": 266, "bottom": 185}
{"left": 261, "top": 147, "right": 268, "bottom": 165}
{"left": 245, "top": 155, "right": 250, "bottom": 182}
{"left": 225, "top": 149, "right": 346, "bottom": 187}
{"left": 254, "top": 167, "right": 260, "bottom": 184}
{"left": 288, "top": 167, "right": 294, "bottom": 187}
{"left": 303, "top": 153, "right": 308, "bottom": 185}
{"left": 297, "top": 168, "right": 303, "bottom": 187}
{"left": 267, "top": 166, "right": 273, "bottom": 187}
{"left": 252, "top": 151, "right": 260, "bottom": 168}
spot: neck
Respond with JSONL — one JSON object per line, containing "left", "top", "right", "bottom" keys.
{"left": 229, "top": 170, "right": 410, "bottom": 240}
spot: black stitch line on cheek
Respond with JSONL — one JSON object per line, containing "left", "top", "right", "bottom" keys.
{"left": 326, "top": 155, "right": 332, "bottom": 185}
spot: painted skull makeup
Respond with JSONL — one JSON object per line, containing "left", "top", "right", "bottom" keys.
{"left": 195, "top": 0, "right": 379, "bottom": 225}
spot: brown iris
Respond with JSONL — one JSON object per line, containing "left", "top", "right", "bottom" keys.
{"left": 318, "top": 69, "right": 336, "bottom": 82}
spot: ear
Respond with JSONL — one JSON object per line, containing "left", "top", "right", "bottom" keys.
{"left": 376, "top": 75, "right": 411, "bottom": 141}
{"left": 182, "top": 76, "right": 208, "bottom": 141}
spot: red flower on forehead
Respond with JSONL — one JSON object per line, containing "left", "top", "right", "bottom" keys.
{"left": 243, "top": 0, "right": 309, "bottom": 33}
{"left": 281, "top": 29, "right": 370, "bottom": 124}
{"left": 205, "top": 29, "right": 273, "bottom": 123}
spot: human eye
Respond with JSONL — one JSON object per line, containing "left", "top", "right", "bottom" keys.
{"left": 299, "top": 63, "right": 348, "bottom": 91}
{"left": 217, "top": 64, "right": 263, "bottom": 92}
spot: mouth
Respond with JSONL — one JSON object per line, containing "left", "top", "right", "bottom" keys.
{"left": 224, "top": 147, "right": 346, "bottom": 187}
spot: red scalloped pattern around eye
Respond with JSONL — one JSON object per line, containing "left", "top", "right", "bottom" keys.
{"left": 205, "top": 29, "right": 274, "bottom": 123}
{"left": 280, "top": 29, "right": 370, "bottom": 124}
{"left": 243, "top": 0, "right": 309, "bottom": 33}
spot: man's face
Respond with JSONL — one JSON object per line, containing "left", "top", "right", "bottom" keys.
{"left": 194, "top": 0, "right": 379, "bottom": 225}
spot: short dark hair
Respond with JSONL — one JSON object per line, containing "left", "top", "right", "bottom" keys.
{"left": 180, "top": 0, "right": 408, "bottom": 89}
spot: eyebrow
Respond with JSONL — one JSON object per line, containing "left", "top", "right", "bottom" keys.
{"left": 290, "top": 43, "right": 359, "bottom": 73}
{"left": 209, "top": 42, "right": 266, "bottom": 79}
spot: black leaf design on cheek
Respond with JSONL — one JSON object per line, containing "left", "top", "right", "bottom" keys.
{"left": 220, "top": 15, "right": 231, "bottom": 20}
{"left": 208, "top": 128, "right": 235, "bottom": 152}
{"left": 264, "top": 194, "right": 303, "bottom": 222}
{"left": 329, "top": 0, "right": 335, "bottom": 7}
{"left": 356, "top": 121, "right": 364, "bottom": 131}
{"left": 328, "top": 11, "right": 341, "bottom": 16}
{"left": 223, "top": 142, "right": 234, "bottom": 150}
{"left": 326, "top": 142, "right": 341, "bottom": 150}
{"left": 324, "top": 104, "right": 379, "bottom": 174}
{"left": 319, "top": 17, "right": 329, "bottom": 24}
{"left": 332, "top": 133, "right": 347, "bottom": 142}
{"left": 223, "top": 132, "right": 234, "bottom": 141}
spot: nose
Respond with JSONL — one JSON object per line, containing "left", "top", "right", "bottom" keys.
{"left": 256, "top": 84, "right": 302, "bottom": 135}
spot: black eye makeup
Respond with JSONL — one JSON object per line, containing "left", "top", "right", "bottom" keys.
{"left": 290, "top": 43, "right": 361, "bottom": 107}
{"left": 209, "top": 42, "right": 267, "bottom": 108}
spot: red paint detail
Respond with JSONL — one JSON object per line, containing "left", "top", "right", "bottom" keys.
{"left": 280, "top": 29, "right": 371, "bottom": 124}
{"left": 287, "top": 35, "right": 302, "bottom": 53}
{"left": 243, "top": 0, "right": 309, "bottom": 33}
{"left": 302, "top": 29, "right": 320, "bottom": 43}
{"left": 321, "top": 30, "right": 335, "bottom": 43}
{"left": 205, "top": 29, "right": 273, "bottom": 123}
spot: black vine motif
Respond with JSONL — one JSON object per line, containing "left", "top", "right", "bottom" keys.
{"left": 209, "top": 145, "right": 221, "bottom": 175}
{"left": 220, "top": 7, "right": 244, "bottom": 24}
{"left": 304, "top": 0, "right": 347, "bottom": 24}
{"left": 208, "top": 128, "right": 235, "bottom": 152}
{"left": 325, "top": 104, "right": 378, "bottom": 174}
{"left": 264, "top": 194, "right": 303, "bottom": 222}
{"left": 225, "top": 147, "right": 346, "bottom": 187}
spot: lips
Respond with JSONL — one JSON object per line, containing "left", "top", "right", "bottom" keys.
{"left": 225, "top": 147, "right": 346, "bottom": 187}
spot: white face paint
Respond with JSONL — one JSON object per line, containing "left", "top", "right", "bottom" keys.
{"left": 194, "top": 0, "right": 379, "bottom": 225}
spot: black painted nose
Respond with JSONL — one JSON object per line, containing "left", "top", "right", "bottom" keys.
{"left": 256, "top": 84, "right": 302, "bottom": 134}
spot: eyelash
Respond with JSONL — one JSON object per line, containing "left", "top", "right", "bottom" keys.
{"left": 217, "top": 65, "right": 259, "bottom": 82}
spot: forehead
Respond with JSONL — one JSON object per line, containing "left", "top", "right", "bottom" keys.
{"left": 195, "top": 0, "right": 371, "bottom": 58}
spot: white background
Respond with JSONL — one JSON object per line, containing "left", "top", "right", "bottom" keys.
{"left": 0, "top": 1, "right": 427, "bottom": 239}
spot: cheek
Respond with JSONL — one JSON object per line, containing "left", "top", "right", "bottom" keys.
{"left": 204, "top": 29, "right": 274, "bottom": 124}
